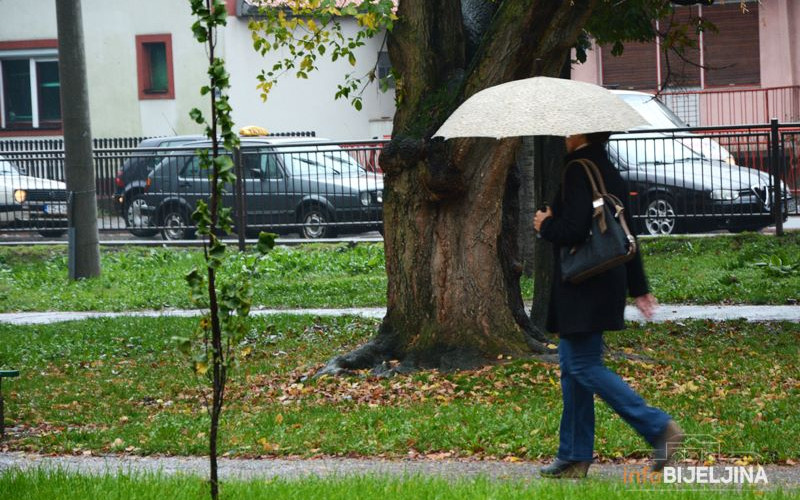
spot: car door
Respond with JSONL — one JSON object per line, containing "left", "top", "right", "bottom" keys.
{"left": 242, "top": 147, "right": 294, "bottom": 229}
{"left": 177, "top": 154, "right": 211, "bottom": 210}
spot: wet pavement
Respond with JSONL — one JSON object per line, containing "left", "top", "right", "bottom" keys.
{"left": 0, "top": 304, "right": 798, "bottom": 326}
{"left": 0, "top": 452, "right": 798, "bottom": 489}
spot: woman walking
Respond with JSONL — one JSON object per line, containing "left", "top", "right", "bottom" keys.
{"left": 533, "top": 132, "right": 683, "bottom": 478}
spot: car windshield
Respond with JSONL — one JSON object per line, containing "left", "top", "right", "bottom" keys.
{"left": 617, "top": 93, "right": 687, "bottom": 129}
{"left": 0, "top": 157, "right": 21, "bottom": 176}
{"left": 609, "top": 137, "right": 705, "bottom": 166}
{"left": 281, "top": 146, "right": 365, "bottom": 176}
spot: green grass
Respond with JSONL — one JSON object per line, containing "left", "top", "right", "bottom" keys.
{"left": 0, "top": 315, "right": 797, "bottom": 462}
{"left": 0, "top": 233, "right": 798, "bottom": 312}
{"left": 0, "top": 469, "right": 795, "bottom": 500}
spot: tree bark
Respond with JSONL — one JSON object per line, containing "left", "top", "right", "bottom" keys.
{"left": 321, "top": 0, "right": 596, "bottom": 374}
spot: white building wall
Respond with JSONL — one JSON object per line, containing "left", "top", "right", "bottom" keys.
{"left": 222, "top": 15, "right": 395, "bottom": 140}
{"left": 0, "top": 1, "right": 394, "bottom": 140}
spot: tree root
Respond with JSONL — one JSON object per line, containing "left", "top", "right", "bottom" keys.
{"left": 316, "top": 321, "right": 558, "bottom": 378}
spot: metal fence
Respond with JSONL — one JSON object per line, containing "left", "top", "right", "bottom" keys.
{"left": 661, "top": 86, "right": 800, "bottom": 127}
{"left": 0, "top": 136, "right": 385, "bottom": 239}
{"left": 608, "top": 122, "right": 797, "bottom": 236}
{"left": 0, "top": 126, "right": 797, "bottom": 240}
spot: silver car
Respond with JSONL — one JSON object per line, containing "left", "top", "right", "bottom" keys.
{"left": 0, "top": 154, "right": 68, "bottom": 237}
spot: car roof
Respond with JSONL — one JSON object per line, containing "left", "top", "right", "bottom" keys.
{"left": 610, "top": 89, "right": 654, "bottom": 97}
{"left": 138, "top": 135, "right": 207, "bottom": 147}
{"left": 180, "top": 137, "right": 330, "bottom": 148}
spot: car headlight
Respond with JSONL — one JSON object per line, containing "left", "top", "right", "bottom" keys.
{"left": 360, "top": 191, "right": 383, "bottom": 206}
{"left": 13, "top": 189, "right": 27, "bottom": 203}
{"left": 710, "top": 189, "right": 740, "bottom": 201}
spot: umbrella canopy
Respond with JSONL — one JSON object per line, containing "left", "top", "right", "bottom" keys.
{"left": 434, "top": 76, "right": 648, "bottom": 139}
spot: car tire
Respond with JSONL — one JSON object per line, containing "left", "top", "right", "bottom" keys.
{"left": 124, "top": 194, "right": 158, "bottom": 238}
{"left": 38, "top": 229, "right": 66, "bottom": 238}
{"left": 638, "top": 194, "right": 682, "bottom": 236}
{"left": 160, "top": 206, "right": 196, "bottom": 241}
{"left": 299, "top": 204, "right": 336, "bottom": 239}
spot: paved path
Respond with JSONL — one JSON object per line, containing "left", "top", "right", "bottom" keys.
{"left": 0, "top": 452, "right": 798, "bottom": 489}
{"left": 0, "top": 304, "right": 798, "bottom": 325}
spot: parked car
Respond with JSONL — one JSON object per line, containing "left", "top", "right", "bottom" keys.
{"left": 0, "top": 154, "right": 68, "bottom": 237}
{"left": 134, "top": 138, "right": 384, "bottom": 240}
{"left": 610, "top": 91, "right": 794, "bottom": 235}
{"left": 608, "top": 136, "right": 794, "bottom": 235}
{"left": 113, "top": 135, "right": 206, "bottom": 236}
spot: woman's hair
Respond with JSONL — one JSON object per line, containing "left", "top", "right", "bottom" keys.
{"left": 585, "top": 132, "right": 612, "bottom": 145}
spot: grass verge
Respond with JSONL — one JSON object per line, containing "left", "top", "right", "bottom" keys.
{"left": 0, "top": 469, "right": 794, "bottom": 500}
{"left": 0, "top": 233, "right": 798, "bottom": 312}
{"left": 0, "top": 315, "right": 797, "bottom": 462}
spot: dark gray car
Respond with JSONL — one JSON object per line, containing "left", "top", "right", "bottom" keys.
{"left": 609, "top": 136, "right": 793, "bottom": 235}
{"left": 135, "top": 138, "right": 384, "bottom": 240}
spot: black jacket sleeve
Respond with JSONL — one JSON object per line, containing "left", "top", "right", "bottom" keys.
{"left": 620, "top": 189, "right": 649, "bottom": 297}
{"left": 539, "top": 162, "right": 593, "bottom": 246}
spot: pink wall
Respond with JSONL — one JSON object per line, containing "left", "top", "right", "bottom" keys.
{"left": 573, "top": 0, "right": 800, "bottom": 90}
{"left": 759, "top": 0, "right": 800, "bottom": 87}
{"left": 570, "top": 47, "right": 602, "bottom": 86}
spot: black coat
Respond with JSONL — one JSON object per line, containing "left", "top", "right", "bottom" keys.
{"left": 539, "top": 142, "right": 649, "bottom": 335}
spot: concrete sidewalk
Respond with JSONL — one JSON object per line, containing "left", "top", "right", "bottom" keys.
{"left": 1, "top": 452, "right": 798, "bottom": 489}
{"left": 0, "top": 304, "right": 798, "bottom": 325}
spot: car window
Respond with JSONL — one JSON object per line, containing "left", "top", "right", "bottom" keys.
{"left": 180, "top": 155, "right": 209, "bottom": 177}
{"left": 0, "top": 158, "right": 20, "bottom": 176}
{"left": 609, "top": 137, "right": 704, "bottom": 167}
{"left": 617, "top": 93, "right": 687, "bottom": 129}
{"left": 260, "top": 152, "right": 283, "bottom": 179}
{"left": 280, "top": 146, "right": 365, "bottom": 176}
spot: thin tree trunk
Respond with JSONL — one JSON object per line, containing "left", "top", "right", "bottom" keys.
{"left": 56, "top": 0, "right": 100, "bottom": 279}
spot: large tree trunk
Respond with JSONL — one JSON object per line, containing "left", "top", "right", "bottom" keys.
{"left": 321, "top": 0, "right": 596, "bottom": 375}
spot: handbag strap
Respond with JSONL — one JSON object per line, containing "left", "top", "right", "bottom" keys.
{"left": 561, "top": 158, "right": 610, "bottom": 232}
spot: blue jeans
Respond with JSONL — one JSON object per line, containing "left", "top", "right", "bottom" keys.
{"left": 557, "top": 332, "right": 671, "bottom": 462}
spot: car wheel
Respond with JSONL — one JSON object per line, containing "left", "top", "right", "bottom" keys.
{"left": 38, "top": 229, "right": 66, "bottom": 238}
{"left": 161, "top": 206, "right": 195, "bottom": 241}
{"left": 299, "top": 205, "right": 336, "bottom": 239}
{"left": 640, "top": 195, "right": 681, "bottom": 236}
{"left": 124, "top": 194, "right": 158, "bottom": 238}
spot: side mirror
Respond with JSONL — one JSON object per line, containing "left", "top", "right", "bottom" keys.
{"left": 249, "top": 168, "right": 263, "bottom": 179}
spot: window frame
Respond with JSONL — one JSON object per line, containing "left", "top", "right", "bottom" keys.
{"left": 0, "top": 39, "right": 62, "bottom": 136}
{"left": 135, "top": 34, "right": 175, "bottom": 100}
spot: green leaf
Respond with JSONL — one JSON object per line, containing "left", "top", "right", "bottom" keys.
{"left": 171, "top": 336, "right": 193, "bottom": 356}
{"left": 257, "top": 232, "right": 277, "bottom": 254}
{"left": 189, "top": 108, "right": 205, "bottom": 124}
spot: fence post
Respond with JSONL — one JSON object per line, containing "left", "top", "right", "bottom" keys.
{"left": 233, "top": 146, "right": 246, "bottom": 251}
{"left": 770, "top": 118, "right": 784, "bottom": 236}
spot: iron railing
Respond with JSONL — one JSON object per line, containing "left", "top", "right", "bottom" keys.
{"left": 0, "top": 138, "right": 386, "bottom": 239}
{"left": 661, "top": 86, "right": 800, "bottom": 127}
{"left": 0, "top": 127, "right": 797, "bottom": 240}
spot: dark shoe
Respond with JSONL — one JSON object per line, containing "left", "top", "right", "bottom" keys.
{"left": 652, "top": 420, "right": 685, "bottom": 472}
{"left": 540, "top": 458, "right": 591, "bottom": 478}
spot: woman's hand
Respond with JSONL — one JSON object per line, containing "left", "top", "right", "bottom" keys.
{"left": 634, "top": 293, "right": 658, "bottom": 320}
{"left": 533, "top": 206, "right": 553, "bottom": 232}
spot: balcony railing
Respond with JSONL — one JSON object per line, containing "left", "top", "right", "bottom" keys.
{"left": 660, "top": 86, "right": 800, "bottom": 128}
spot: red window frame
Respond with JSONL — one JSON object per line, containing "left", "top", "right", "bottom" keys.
{"left": 0, "top": 39, "right": 62, "bottom": 137}
{"left": 135, "top": 34, "right": 175, "bottom": 100}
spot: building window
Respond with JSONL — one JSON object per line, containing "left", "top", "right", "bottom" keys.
{"left": 377, "top": 51, "right": 395, "bottom": 89}
{"left": 136, "top": 34, "right": 174, "bottom": 100}
{"left": 0, "top": 40, "right": 61, "bottom": 132}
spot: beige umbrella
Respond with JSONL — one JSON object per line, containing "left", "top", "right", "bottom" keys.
{"left": 434, "top": 76, "right": 648, "bottom": 139}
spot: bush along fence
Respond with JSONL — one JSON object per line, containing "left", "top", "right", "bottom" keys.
{"left": 0, "top": 123, "right": 798, "bottom": 240}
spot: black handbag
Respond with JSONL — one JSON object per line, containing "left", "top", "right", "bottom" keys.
{"left": 559, "top": 159, "right": 637, "bottom": 284}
